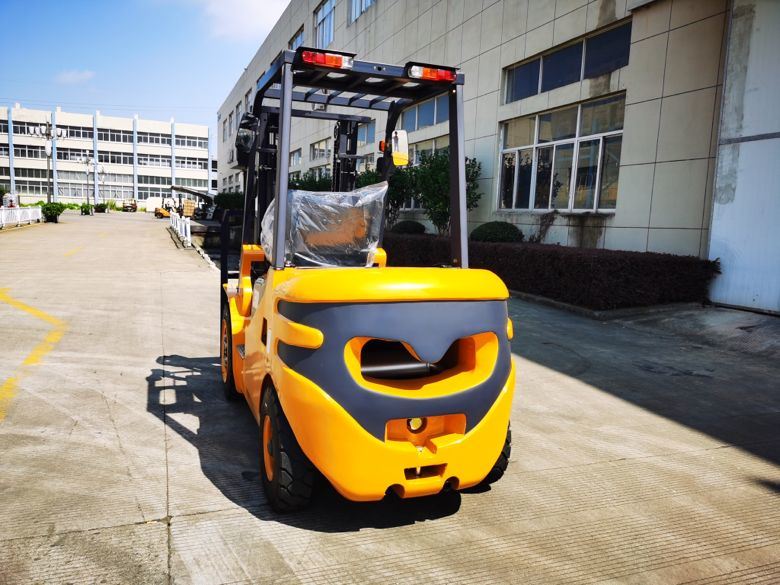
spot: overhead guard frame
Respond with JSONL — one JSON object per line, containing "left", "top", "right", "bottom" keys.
{"left": 249, "top": 47, "right": 469, "bottom": 270}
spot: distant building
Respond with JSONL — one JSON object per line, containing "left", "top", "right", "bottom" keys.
{"left": 218, "top": 0, "right": 779, "bottom": 313}
{"left": 0, "top": 104, "right": 211, "bottom": 211}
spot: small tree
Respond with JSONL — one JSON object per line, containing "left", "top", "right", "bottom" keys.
{"left": 289, "top": 170, "right": 332, "bottom": 192}
{"left": 415, "top": 151, "right": 481, "bottom": 234}
{"left": 385, "top": 167, "right": 416, "bottom": 228}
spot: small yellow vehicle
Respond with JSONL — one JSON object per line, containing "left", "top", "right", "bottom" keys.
{"left": 221, "top": 47, "right": 515, "bottom": 511}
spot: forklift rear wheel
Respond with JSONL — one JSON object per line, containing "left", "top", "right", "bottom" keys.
{"left": 221, "top": 305, "right": 240, "bottom": 401}
{"left": 260, "top": 385, "right": 316, "bottom": 512}
{"left": 482, "top": 425, "right": 511, "bottom": 485}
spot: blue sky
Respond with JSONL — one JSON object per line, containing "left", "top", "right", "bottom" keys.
{"left": 2, "top": 0, "right": 290, "bottom": 151}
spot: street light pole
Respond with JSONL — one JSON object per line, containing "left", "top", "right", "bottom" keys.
{"left": 32, "top": 121, "right": 64, "bottom": 204}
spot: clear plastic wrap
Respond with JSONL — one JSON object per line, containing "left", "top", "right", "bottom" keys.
{"left": 261, "top": 181, "right": 388, "bottom": 267}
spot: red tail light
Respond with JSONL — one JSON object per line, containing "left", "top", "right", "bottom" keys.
{"left": 301, "top": 50, "right": 354, "bottom": 69}
{"left": 408, "top": 65, "right": 457, "bottom": 82}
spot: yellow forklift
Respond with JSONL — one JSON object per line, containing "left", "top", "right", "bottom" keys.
{"left": 221, "top": 47, "right": 515, "bottom": 511}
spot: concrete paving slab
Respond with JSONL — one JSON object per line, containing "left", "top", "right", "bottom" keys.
{"left": 0, "top": 212, "right": 778, "bottom": 584}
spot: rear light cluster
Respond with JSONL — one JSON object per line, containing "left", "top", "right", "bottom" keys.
{"left": 301, "top": 50, "right": 354, "bottom": 69}
{"left": 408, "top": 65, "right": 457, "bottom": 82}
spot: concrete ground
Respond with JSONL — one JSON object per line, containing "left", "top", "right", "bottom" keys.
{"left": 0, "top": 211, "right": 778, "bottom": 585}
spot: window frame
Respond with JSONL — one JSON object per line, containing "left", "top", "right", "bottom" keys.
{"left": 504, "top": 20, "right": 631, "bottom": 105}
{"left": 496, "top": 94, "right": 625, "bottom": 214}
{"left": 314, "top": 0, "right": 335, "bottom": 48}
{"left": 399, "top": 97, "right": 450, "bottom": 133}
{"left": 289, "top": 26, "right": 305, "bottom": 50}
{"left": 349, "top": 0, "right": 374, "bottom": 23}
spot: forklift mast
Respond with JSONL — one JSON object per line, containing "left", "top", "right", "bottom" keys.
{"left": 331, "top": 120, "right": 359, "bottom": 192}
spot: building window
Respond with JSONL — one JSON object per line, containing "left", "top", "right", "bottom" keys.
{"left": 314, "top": 0, "right": 335, "bottom": 48}
{"left": 505, "top": 22, "right": 631, "bottom": 104}
{"left": 222, "top": 120, "right": 228, "bottom": 143}
{"left": 357, "top": 121, "right": 375, "bottom": 146}
{"left": 289, "top": 26, "right": 304, "bottom": 50}
{"left": 289, "top": 148, "right": 302, "bottom": 167}
{"left": 245, "top": 89, "right": 252, "bottom": 114}
{"left": 228, "top": 112, "right": 234, "bottom": 137}
{"left": 498, "top": 93, "right": 624, "bottom": 212}
{"left": 311, "top": 165, "right": 330, "bottom": 179}
{"left": 310, "top": 138, "right": 330, "bottom": 161}
{"left": 350, "top": 0, "right": 373, "bottom": 22}
{"left": 357, "top": 153, "right": 375, "bottom": 172}
{"left": 399, "top": 95, "right": 450, "bottom": 133}
{"left": 236, "top": 102, "right": 242, "bottom": 126}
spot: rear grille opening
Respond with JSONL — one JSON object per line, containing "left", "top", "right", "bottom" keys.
{"left": 404, "top": 464, "right": 447, "bottom": 480}
{"left": 360, "top": 339, "right": 459, "bottom": 380}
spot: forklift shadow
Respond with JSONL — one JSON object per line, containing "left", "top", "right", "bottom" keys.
{"left": 146, "top": 354, "right": 462, "bottom": 533}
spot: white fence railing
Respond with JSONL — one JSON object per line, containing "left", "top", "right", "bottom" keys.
{"left": 0, "top": 207, "right": 42, "bottom": 229}
{"left": 170, "top": 211, "right": 192, "bottom": 247}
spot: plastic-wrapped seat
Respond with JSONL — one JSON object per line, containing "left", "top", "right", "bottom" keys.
{"left": 261, "top": 182, "right": 387, "bottom": 267}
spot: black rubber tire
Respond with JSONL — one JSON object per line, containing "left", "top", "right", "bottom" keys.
{"left": 482, "top": 426, "right": 511, "bottom": 485}
{"left": 260, "top": 386, "right": 316, "bottom": 512}
{"left": 221, "top": 304, "right": 240, "bottom": 401}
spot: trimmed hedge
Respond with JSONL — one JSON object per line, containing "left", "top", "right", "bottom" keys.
{"left": 470, "top": 221, "right": 524, "bottom": 243}
{"left": 382, "top": 233, "right": 720, "bottom": 311}
{"left": 391, "top": 220, "right": 426, "bottom": 234}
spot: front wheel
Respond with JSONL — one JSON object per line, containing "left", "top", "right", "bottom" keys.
{"left": 220, "top": 304, "right": 240, "bottom": 401}
{"left": 481, "top": 426, "right": 511, "bottom": 485}
{"left": 260, "top": 386, "right": 316, "bottom": 512}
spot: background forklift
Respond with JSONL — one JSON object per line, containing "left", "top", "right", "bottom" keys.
{"left": 221, "top": 47, "right": 515, "bottom": 511}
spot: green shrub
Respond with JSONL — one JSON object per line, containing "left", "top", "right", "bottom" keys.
{"left": 470, "top": 221, "right": 524, "bottom": 243}
{"left": 80, "top": 203, "right": 93, "bottom": 215}
{"left": 214, "top": 191, "right": 244, "bottom": 210}
{"left": 289, "top": 171, "right": 332, "bottom": 192}
{"left": 108, "top": 200, "right": 119, "bottom": 210}
{"left": 94, "top": 203, "right": 108, "bottom": 213}
{"left": 41, "top": 202, "right": 66, "bottom": 222}
{"left": 355, "top": 169, "right": 381, "bottom": 188}
{"left": 414, "top": 151, "right": 482, "bottom": 234}
{"left": 391, "top": 220, "right": 426, "bottom": 234}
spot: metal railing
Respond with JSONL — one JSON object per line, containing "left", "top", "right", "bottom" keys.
{"left": 0, "top": 207, "right": 42, "bottom": 229}
{"left": 169, "top": 211, "right": 192, "bottom": 247}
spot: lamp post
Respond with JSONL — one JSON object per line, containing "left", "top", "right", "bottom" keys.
{"left": 30, "top": 121, "right": 64, "bottom": 204}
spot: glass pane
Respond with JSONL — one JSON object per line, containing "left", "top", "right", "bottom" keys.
{"left": 541, "top": 43, "right": 583, "bottom": 92}
{"left": 366, "top": 120, "right": 375, "bottom": 144}
{"left": 574, "top": 140, "right": 599, "bottom": 209}
{"left": 598, "top": 135, "right": 621, "bottom": 209}
{"left": 551, "top": 143, "right": 573, "bottom": 209}
{"left": 534, "top": 146, "right": 552, "bottom": 209}
{"left": 584, "top": 23, "right": 631, "bottom": 79}
{"left": 499, "top": 152, "right": 516, "bottom": 209}
{"left": 418, "top": 100, "right": 435, "bottom": 129}
{"left": 435, "top": 94, "right": 449, "bottom": 124}
{"left": 402, "top": 108, "right": 416, "bottom": 133}
{"left": 538, "top": 106, "right": 577, "bottom": 142}
{"left": 516, "top": 148, "right": 533, "bottom": 209}
{"left": 506, "top": 59, "right": 540, "bottom": 103}
{"left": 435, "top": 135, "right": 449, "bottom": 150}
{"left": 579, "top": 94, "right": 625, "bottom": 135}
{"left": 504, "top": 117, "right": 535, "bottom": 148}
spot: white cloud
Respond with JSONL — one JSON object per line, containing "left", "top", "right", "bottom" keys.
{"left": 55, "top": 69, "right": 96, "bottom": 85}
{"left": 197, "top": 0, "right": 290, "bottom": 43}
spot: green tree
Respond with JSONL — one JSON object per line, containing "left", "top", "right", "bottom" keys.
{"left": 214, "top": 191, "right": 244, "bottom": 210}
{"left": 415, "top": 151, "right": 481, "bottom": 234}
{"left": 289, "top": 170, "right": 332, "bottom": 192}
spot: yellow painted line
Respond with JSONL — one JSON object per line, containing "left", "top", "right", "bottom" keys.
{"left": 0, "top": 289, "right": 67, "bottom": 421}
{"left": 64, "top": 245, "right": 84, "bottom": 257}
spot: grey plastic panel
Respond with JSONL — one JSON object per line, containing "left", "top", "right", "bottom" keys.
{"left": 277, "top": 300, "right": 512, "bottom": 439}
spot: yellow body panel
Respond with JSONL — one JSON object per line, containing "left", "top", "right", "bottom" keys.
{"left": 224, "top": 244, "right": 515, "bottom": 500}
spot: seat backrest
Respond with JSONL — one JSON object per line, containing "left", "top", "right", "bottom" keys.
{"left": 261, "top": 182, "right": 387, "bottom": 267}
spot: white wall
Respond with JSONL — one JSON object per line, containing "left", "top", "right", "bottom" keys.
{"left": 708, "top": 0, "right": 780, "bottom": 313}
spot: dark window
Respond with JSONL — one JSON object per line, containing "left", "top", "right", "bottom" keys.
{"left": 499, "top": 152, "right": 516, "bottom": 209}
{"left": 418, "top": 100, "right": 435, "bottom": 129}
{"left": 435, "top": 94, "right": 449, "bottom": 124}
{"left": 541, "top": 43, "right": 583, "bottom": 92}
{"left": 402, "top": 109, "right": 416, "bottom": 133}
{"left": 584, "top": 23, "right": 631, "bottom": 78}
{"left": 507, "top": 59, "right": 540, "bottom": 103}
